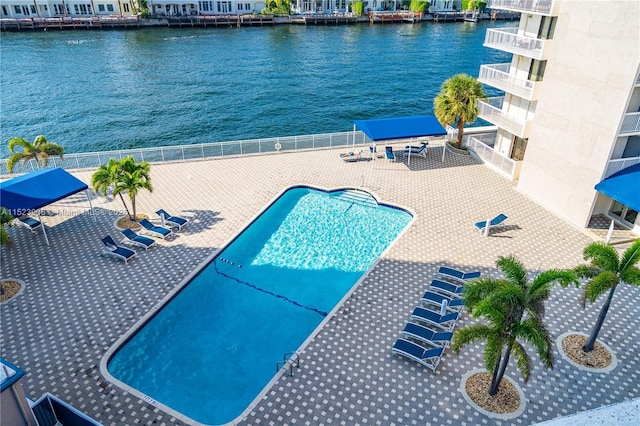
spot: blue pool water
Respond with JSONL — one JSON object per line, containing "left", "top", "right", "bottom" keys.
{"left": 106, "top": 187, "right": 412, "bottom": 425}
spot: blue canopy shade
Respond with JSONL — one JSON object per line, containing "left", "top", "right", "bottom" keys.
{"left": 595, "top": 163, "right": 640, "bottom": 212}
{"left": 354, "top": 116, "right": 447, "bottom": 142}
{"left": 0, "top": 168, "right": 88, "bottom": 216}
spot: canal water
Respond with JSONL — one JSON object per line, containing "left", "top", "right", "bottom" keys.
{"left": 0, "top": 21, "right": 513, "bottom": 156}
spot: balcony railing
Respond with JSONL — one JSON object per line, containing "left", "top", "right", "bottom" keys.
{"left": 488, "top": 0, "right": 554, "bottom": 15}
{"left": 619, "top": 112, "right": 640, "bottom": 135}
{"left": 0, "top": 130, "right": 367, "bottom": 175}
{"left": 484, "top": 27, "right": 546, "bottom": 60}
{"left": 477, "top": 97, "right": 532, "bottom": 138}
{"left": 478, "top": 63, "right": 537, "bottom": 100}
{"left": 604, "top": 156, "right": 640, "bottom": 178}
{"left": 464, "top": 135, "right": 517, "bottom": 179}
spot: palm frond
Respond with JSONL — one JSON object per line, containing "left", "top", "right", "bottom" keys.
{"left": 510, "top": 341, "right": 532, "bottom": 382}
{"left": 583, "top": 242, "right": 620, "bottom": 272}
{"left": 582, "top": 271, "right": 619, "bottom": 304}
{"left": 496, "top": 255, "right": 528, "bottom": 288}
{"left": 574, "top": 264, "right": 601, "bottom": 279}
{"left": 515, "top": 317, "right": 553, "bottom": 369}
{"left": 483, "top": 334, "right": 504, "bottom": 374}
{"left": 530, "top": 269, "right": 579, "bottom": 296}
{"left": 462, "top": 277, "right": 505, "bottom": 311}
{"left": 619, "top": 239, "right": 640, "bottom": 274}
{"left": 451, "top": 323, "right": 494, "bottom": 353}
{"left": 620, "top": 268, "right": 640, "bottom": 287}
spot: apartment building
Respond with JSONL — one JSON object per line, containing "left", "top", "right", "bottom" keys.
{"left": 474, "top": 0, "right": 640, "bottom": 234}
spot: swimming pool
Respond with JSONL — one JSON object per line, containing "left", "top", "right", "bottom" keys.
{"left": 103, "top": 186, "right": 412, "bottom": 425}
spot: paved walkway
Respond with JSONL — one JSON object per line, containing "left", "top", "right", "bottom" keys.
{"left": 1, "top": 143, "right": 639, "bottom": 425}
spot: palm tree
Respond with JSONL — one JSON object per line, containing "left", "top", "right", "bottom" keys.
{"left": 116, "top": 157, "right": 152, "bottom": 221}
{"left": 434, "top": 74, "right": 486, "bottom": 149}
{"left": 7, "top": 135, "right": 64, "bottom": 174}
{"left": 91, "top": 157, "right": 153, "bottom": 221}
{"left": 573, "top": 239, "right": 640, "bottom": 352}
{"left": 0, "top": 207, "right": 14, "bottom": 247}
{"left": 452, "top": 255, "right": 578, "bottom": 395}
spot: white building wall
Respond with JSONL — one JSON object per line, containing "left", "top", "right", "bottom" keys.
{"left": 0, "top": 0, "right": 136, "bottom": 17}
{"left": 516, "top": 0, "right": 640, "bottom": 228}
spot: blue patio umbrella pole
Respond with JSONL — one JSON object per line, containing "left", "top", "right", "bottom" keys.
{"left": 36, "top": 210, "right": 50, "bottom": 246}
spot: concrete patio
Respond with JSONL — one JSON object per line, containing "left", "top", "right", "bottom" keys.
{"left": 1, "top": 142, "right": 638, "bottom": 425}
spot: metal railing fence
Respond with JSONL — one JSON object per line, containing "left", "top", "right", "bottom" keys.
{"left": 465, "top": 135, "right": 517, "bottom": 178}
{"left": 0, "top": 130, "right": 367, "bottom": 175}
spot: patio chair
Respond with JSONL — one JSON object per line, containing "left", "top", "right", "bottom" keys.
{"left": 101, "top": 235, "right": 137, "bottom": 264}
{"left": 139, "top": 219, "right": 173, "bottom": 239}
{"left": 402, "top": 142, "right": 428, "bottom": 159}
{"left": 17, "top": 215, "right": 42, "bottom": 234}
{"left": 401, "top": 322, "right": 453, "bottom": 347}
{"left": 385, "top": 146, "right": 396, "bottom": 162}
{"left": 121, "top": 228, "right": 156, "bottom": 252}
{"left": 391, "top": 338, "right": 444, "bottom": 371}
{"left": 474, "top": 213, "right": 508, "bottom": 235}
{"left": 429, "top": 279, "right": 465, "bottom": 298}
{"left": 410, "top": 306, "right": 459, "bottom": 331}
{"left": 436, "top": 266, "right": 481, "bottom": 284}
{"left": 156, "top": 209, "right": 188, "bottom": 230}
{"left": 421, "top": 290, "right": 464, "bottom": 311}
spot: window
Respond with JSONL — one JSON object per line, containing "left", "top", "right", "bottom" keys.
{"left": 14, "top": 5, "right": 21, "bottom": 14}
{"left": 246, "top": 3, "right": 250, "bottom": 10}
{"left": 123, "top": 3, "right": 130, "bottom": 12}
{"left": 99, "top": 4, "right": 105, "bottom": 11}
{"left": 2, "top": 6, "right": 7, "bottom": 16}
{"left": 238, "top": 3, "right": 243, "bottom": 10}
{"left": 510, "top": 137, "right": 528, "bottom": 161}
{"left": 538, "top": 16, "right": 557, "bottom": 40}
{"left": 528, "top": 59, "right": 547, "bottom": 82}
{"left": 610, "top": 201, "right": 638, "bottom": 225}
{"left": 107, "top": 4, "right": 114, "bottom": 11}
{"left": 30, "top": 5, "right": 36, "bottom": 13}
{"left": 74, "top": 5, "right": 79, "bottom": 13}
{"left": 80, "top": 4, "right": 88, "bottom": 13}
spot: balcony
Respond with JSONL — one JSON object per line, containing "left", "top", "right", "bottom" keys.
{"left": 484, "top": 28, "right": 546, "bottom": 60}
{"left": 619, "top": 112, "right": 640, "bottom": 135}
{"left": 465, "top": 134, "right": 521, "bottom": 180}
{"left": 477, "top": 97, "right": 533, "bottom": 138}
{"left": 478, "top": 63, "right": 538, "bottom": 100}
{"left": 488, "top": 0, "right": 555, "bottom": 15}
{"left": 604, "top": 156, "right": 640, "bottom": 178}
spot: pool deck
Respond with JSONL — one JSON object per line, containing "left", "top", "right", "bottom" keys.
{"left": 1, "top": 142, "right": 639, "bottom": 425}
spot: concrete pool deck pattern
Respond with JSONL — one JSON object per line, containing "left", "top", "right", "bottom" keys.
{"left": 1, "top": 143, "right": 639, "bottom": 425}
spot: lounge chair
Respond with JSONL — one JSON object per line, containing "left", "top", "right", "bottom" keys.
{"left": 436, "top": 266, "right": 481, "bottom": 284}
{"left": 391, "top": 338, "right": 444, "bottom": 371}
{"left": 17, "top": 215, "right": 42, "bottom": 234}
{"left": 101, "top": 235, "right": 136, "bottom": 264}
{"left": 410, "top": 306, "right": 459, "bottom": 331}
{"left": 156, "top": 209, "right": 188, "bottom": 230}
{"left": 421, "top": 290, "right": 464, "bottom": 311}
{"left": 401, "top": 322, "right": 453, "bottom": 347}
{"left": 403, "top": 142, "right": 428, "bottom": 159}
{"left": 474, "top": 213, "right": 508, "bottom": 234}
{"left": 385, "top": 146, "right": 396, "bottom": 162}
{"left": 139, "top": 219, "right": 173, "bottom": 239}
{"left": 339, "top": 150, "right": 364, "bottom": 162}
{"left": 429, "top": 279, "right": 465, "bottom": 298}
{"left": 121, "top": 228, "right": 156, "bottom": 251}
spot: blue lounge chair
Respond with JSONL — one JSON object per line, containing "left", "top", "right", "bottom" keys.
{"left": 101, "top": 235, "right": 136, "bottom": 264}
{"left": 391, "top": 338, "right": 444, "bottom": 371}
{"left": 17, "top": 215, "right": 42, "bottom": 233}
{"left": 474, "top": 213, "right": 508, "bottom": 234}
{"left": 385, "top": 146, "right": 396, "bottom": 162}
{"left": 156, "top": 209, "right": 188, "bottom": 230}
{"left": 421, "top": 290, "right": 464, "bottom": 311}
{"left": 401, "top": 322, "right": 453, "bottom": 347}
{"left": 139, "top": 219, "right": 173, "bottom": 239}
{"left": 121, "top": 228, "right": 156, "bottom": 252}
{"left": 403, "top": 142, "right": 428, "bottom": 159}
{"left": 410, "top": 306, "right": 459, "bottom": 331}
{"left": 436, "top": 266, "right": 481, "bottom": 284}
{"left": 429, "top": 279, "right": 465, "bottom": 298}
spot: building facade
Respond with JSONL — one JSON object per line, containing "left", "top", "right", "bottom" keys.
{"left": 474, "top": 0, "right": 640, "bottom": 234}
{"left": 0, "top": 0, "right": 137, "bottom": 17}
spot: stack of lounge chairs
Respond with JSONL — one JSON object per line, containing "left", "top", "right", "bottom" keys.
{"left": 100, "top": 209, "right": 189, "bottom": 264}
{"left": 391, "top": 266, "right": 480, "bottom": 371}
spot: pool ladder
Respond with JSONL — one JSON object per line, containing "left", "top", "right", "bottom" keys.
{"left": 276, "top": 352, "right": 301, "bottom": 376}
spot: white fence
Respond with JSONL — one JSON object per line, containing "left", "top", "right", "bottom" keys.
{"left": 0, "top": 130, "right": 367, "bottom": 175}
{"left": 464, "top": 134, "right": 517, "bottom": 179}
{"left": 604, "top": 156, "right": 640, "bottom": 178}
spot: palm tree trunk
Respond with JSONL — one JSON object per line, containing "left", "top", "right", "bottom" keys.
{"left": 582, "top": 285, "right": 617, "bottom": 352}
{"left": 456, "top": 120, "right": 465, "bottom": 148}
{"left": 132, "top": 197, "right": 137, "bottom": 222}
{"left": 489, "top": 343, "right": 512, "bottom": 395}
{"left": 118, "top": 193, "right": 133, "bottom": 220}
